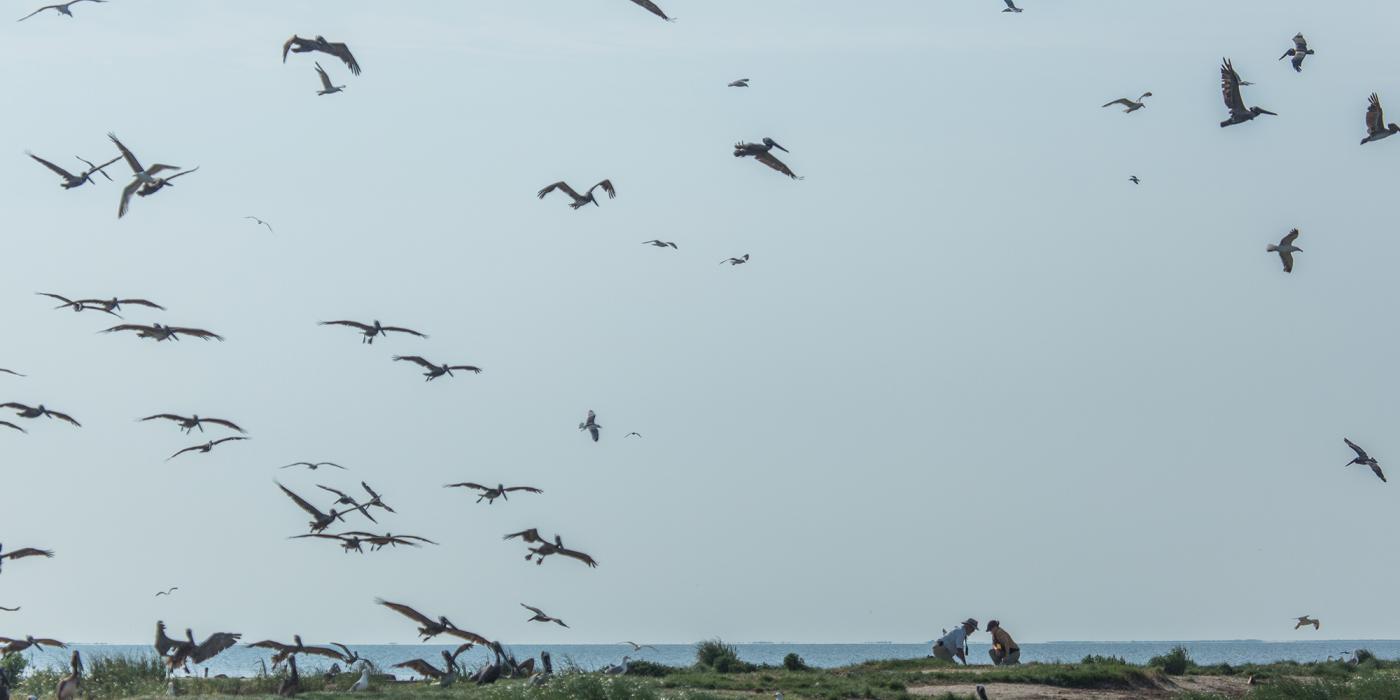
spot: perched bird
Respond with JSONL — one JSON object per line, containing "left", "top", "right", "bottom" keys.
{"left": 28, "top": 153, "right": 119, "bottom": 189}
{"left": 642, "top": 240, "right": 678, "bottom": 249}
{"left": 1278, "top": 33, "right": 1314, "bottom": 72}
{"left": 320, "top": 319, "right": 426, "bottom": 344}
{"left": 1001, "top": 0, "right": 1022, "bottom": 12}
{"left": 392, "top": 355, "right": 482, "bottom": 381}
{"left": 603, "top": 657, "right": 631, "bottom": 675}
{"left": 1102, "top": 92, "right": 1152, "bottom": 113}
{"left": 1129, "top": 176, "right": 1140, "bottom": 184}
{"left": 314, "top": 62, "right": 345, "bottom": 95}
{"left": 109, "top": 133, "right": 185, "bottom": 218}
{"left": 721, "top": 254, "right": 750, "bottom": 266}
{"left": 538, "top": 180, "right": 616, "bottom": 210}
{"left": 244, "top": 216, "right": 274, "bottom": 233}
{"left": 579, "top": 410, "right": 601, "bottom": 442}
{"left": 728, "top": 78, "right": 750, "bottom": 87}
{"left": 0, "top": 636, "right": 65, "bottom": 653}
{"left": 0, "top": 545, "right": 53, "bottom": 573}
{"left": 141, "top": 414, "right": 245, "bottom": 434}
{"left": 1267, "top": 229, "right": 1302, "bottom": 273}
{"left": 618, "top": 642, "right": 657, "bottom": 653}
{"left": 627, "top": 0, "right": 674, "bottom": 21}
{"left": 277, "top": 483, "right": 351, "bottom": 533}
{"left": 392, "top": 644, "right": 473, "bottom": 684}
{"left": 976, "top": 685, "right": 989, "bottom": 700}
{"left": 375, "top": 599, "right": 490, "bottom": 644}
{"left": 1343, "top": 438, "right": 1386, "bottom": 483}
{"left": 280, "top": 461, "right": 346, "bottom": 471}
{"left": 167, "top": 436, "right": 248, "bottom": 461}
{"left": 522, "top": 604, "right": 569, "bottom": 628}
{"left": 282, "top": 35, "right": 360, "bottom": 75}
{"left": 17, "top": 0, "right": 104, "bottom": 22}
{"left": 347, "top": 663, "right": 369, "bottom": 692}
{"left": 529, "top": 651, "right": 554, "bottom": 686}
{"left": 1295, "top": 615, "right": 1321, "bottom": 630}
{"left": 155, "top": 587, "right": 179, "bottom": 597}
{"left": 1360, "top": 93, "right": 1399, "bottom": 145}
{"left": 504, "top": 528, "right": 599, "bottom": 567}
{"left": 101, "top": 323, "right": 223, "bottom": 342}
{"left": 444, "top": 482, "right": 543, "bottom": 504}
{"left": 1220, "top": 59, "right": 1276, "bottom": 127}
{"left": 734, "top": 138, "right": 802, "bottom": 179}
{"left": 0, "top": 403, "right": 80, "bottom": 427}
{"left": 56, "top": 651, "right": 81, "bottom": 700}
{"left": 248, "top": 636, "right": 348, "bottom": 667}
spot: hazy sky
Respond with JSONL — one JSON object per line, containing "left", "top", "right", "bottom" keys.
{"left": 2, "top": 0, "right": 1399, "bottom": 648}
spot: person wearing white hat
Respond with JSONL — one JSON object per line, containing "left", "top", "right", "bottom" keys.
{"left": 930, "top": 618, "right": 978, "bottom": 664}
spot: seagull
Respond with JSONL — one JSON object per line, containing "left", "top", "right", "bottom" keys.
{"left": 1343, "top": 438, "right": 1386, "bottom": 483}
{"left": 320, "top": 320, "right": 426, "bottom": 344}
{"left": 141, "top": 414, "right": 245, "bottom": 435}
{"left": 16, "top": 0, "right": 104, "bottom": 22}
{"left": 642, "top": 240, "right": 678, "bottom": 249}
{"left": 0, "top": 403, "right": 80, "bottom": 427}
{"left": 0, "top": 545, "right": 53, "bottom": 574}
{"left": 538, "top": 180, "right": 616, "bottom": 210}
{"left": 102, "top": 324, "right": 223, "bottom": 342}
{"left": 625, "top": 432, "right": 642, "bottom": 438}
{"left": 734, "top": 138, "right": 802, "bottom": 179}
{"left": 347, "top": 663, "right": 369, "bottom": 692}
{"left": 1266, "top": 229, "right": 1301, "bottom": 273}
{"left": 1001, "top": 0, "right": 1022, "bottom": 12}
{"left": 244, "top": 216, "right": 274, "bottom": 233}
{"left": 1360, "top": 93, "right": 1399, "bottom": 145}
{"left": 27, "top": 153, "right": 119, "bottom": 189}
{"left": 155, "top": 587, "right": 179, "bottom": 597}
{"left": 375, "top": 600, "right": 490, "bottom": 644}
{"left": 167, "top": 436, "right": 248, "bottom": 461}
{"left": 728, "top": 78, "right": 750, "bottom": 87}
{"left": 1102, "top": 92, "right": 1152, "bottom": 113}
{"left": 314, "top": 62, "right": 345, "bottom": 95}
{"left": 721, "top": 254, "right": 750, "bottom": 266}
{"left": 603, "top": 657, "right": 630, "bottom": 675}
{"left": 280, "top": 461, "right": 346, "bottom": 471}
{"left": 1295, "top": 615, "right": 1321, "bottom": 630}
{"left": 1129, "top": 176, "right": 1140, "bottom": 185}
{"left": 282, "top": 35, "right": 360, "bottom": 75}
{"left": 521, "top": 604, "right": 569, "bottom": 628}
{"left": 1278, "top": 33, "right": 1314, "bottom": 72}
{"left": 504, "top": 528, "right": 599, "bottom": 567}
{"left": 276, "top": 483, "right": 351, "bottom": 533}
{"left": 627, "top": 0, "right": 674, "bottom": 21}
{"left": 443, "top": 482, "right": 543, "bottom": 504}
{"left": 1220, "top": 59, "right": 1276, "bottom": 127}
{"left": 392, "top": 355, "right": 482, "bottom": 381}
{"left": 618, "top": 642, "right": 658, "bottom": 653}
{"left": 579, "top": 410, "right": 601, "bottom": 442}
{"left": 108, "top": 133, "right": 184, "bottom": 218}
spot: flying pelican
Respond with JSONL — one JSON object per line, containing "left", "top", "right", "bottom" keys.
{"left": 320, "top": 319, "right": 426, "bottom": 344}
{"left": 348, "top": 663, "right": 370, "bottom": 692}
{"left": 280, "top": 461, "right": 346, "bottom": 471}
{"left": 504, "top": 528, "right": 599, "bottom": 567}
{"left": 73, "top": 296, "right": 165, "bottom": 314}
{"left": 154, "top": 623, "right": 241, "bottom": 676}
{"left": 314, "top": 62, "right": 345, "bottom": 95}
{"left": 244, "top": 216, "right": 274, "bottom": 233}
{"left": 314, "top": 485, "right": 377, "bottom": 523}
{"left": 627, "top": 0, "right": 674, "bottom": 21}
{"left": 521, "top": 604, "right": 569, "bottom": 628}
{"left": 1102, "top": 92, "right": 1152, "bottom": 113}
{"left": 537, "top": 180, "right": 616, "bottom": 209}
{"left": 135, "top": 166, "right": 199, "bottom": 197}
{"left": 392, "top": 355, "right": 482, "bottom": 381}
{"left": 1129, "top": 176, "right": 1140, "bottom": 184}
{"left": 27, "top": 153, "right": 118, "bottom": 189}
{"left": 56, "top": 650, "right": 80, "bottom": 700}
{"left": 282, "top": 35, "right": 360, "bottom": 75}
{"left": 101, "top": 323, "right": 223, "bottom": 341}
{"left": 1220, "top": 59, "right": 1276, "bottom": 127}
{"left": 619, "top": 642, "right": 657, "bottom": 652}
{"left": 734, "top": 138, "right": 802, "bottom": 179}
{"left": 1267, "top": 229, "right": 1301, "bottom": 273}
{"left": 339, "top": 531, "right": 436, "bottom": 550}
{"left": 141, "top": 414, "right": 245, "bottom": 434}
{"left": 1279, "top": 33, "right": 1314, "bottom": 72}
{"left": 642, "top": 240, "right": 678, "bottom": 249}
{"left": 0, "top": 403, "right": 80, "bottom": 426}
{"left": 445, "top": 482, "right": 543, "bottom": 504}
{"left": 358, "top": 481, "right": 394, "bottom": 513}
{"left": 579, "top": 410, "right": 601, "bottom": 442}
{"left": 392, "top": 644, "right": 473, "bottom": 686}
{"left": 155, "top": 587, "right": 179, "bottom": 597}
{"left": 1360, "top": 93, "right": 1399, "bottom": 145}
{"left": 248, "top": 636, "right": 348, "bottom": 667}
{"left": 728, "top": 78, "right": 750, "bottom": 87}
{"left": 375, "top": 599, "right": 490, "bottom": 644}
{"left": 1344, "top": 438, "right": 1386, "bottom": 483}
{"left": 0, "top": 636, "right": 65, "bottom": 653}
{"left": 1295, "top": 615, "right": 1321, "bottom": 630}
{"left": 38, "top": 292, "right": 120, "bottom": 316}
{"left": 167, "top": 436, "right": 248, "bottom": 461}
{"left": 108, "top": 133, "right": 183, "bottom": 218}
{"left": 1001, "top": 0, "right": 1022, "bottom": 12}
{"left": 290, "top": 532, "right": 367, "bottom": 554}
{"left": 0, "top": 545, "right": 53, "bottom": 574}
{"left": 277, "top": 482, "right": 351, "bottom": 533}
{"left": 16, "top": 0, "right": 104, "bottom": 21}
{"left": 721, "top": 254, "right": 750, "bottom": 266}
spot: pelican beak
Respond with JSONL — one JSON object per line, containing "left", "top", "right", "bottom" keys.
{"left": 1258, "top": 108, "right": 1277, "bottom": 116}
{"left": 1294, "top": 247, "right": 1302, "bottom": 252}
{"left": 773, "top": 142, "right": 789, "bottom": 152}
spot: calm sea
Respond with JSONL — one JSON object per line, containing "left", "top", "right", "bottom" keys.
{"left": 21, "top": 641, "right": 1400, "bottom": 679}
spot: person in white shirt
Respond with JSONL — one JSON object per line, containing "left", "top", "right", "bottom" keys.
{"left": 931, "top": 618, "right": 978, "bottom": 664}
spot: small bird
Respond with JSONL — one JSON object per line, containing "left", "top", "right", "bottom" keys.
{"left": 141, "top": 414, "right": 245, "bottom": 435}
{"left": 101, "top": 323, "right": 223, "bottom": 342}
{"left": 392, "top": 355, "right": 482, "bottom": 381}
{"left": 1266, "top": 229, "right": 1301, "bottom": 273}
{"left": 734, "top": 138, "right": 802, "bottom": 179}
{"left": 642, "top": 240, "right": 678, "bottom": 249}
{"left": 443, "top": 482, "right": 543, "bottom": 504}
{"left": 155, "top": 587, "right": 179, "bottom": 597}
{"left": 167, "top": 436, "right": 249, "bottom": 461}
{"left": 0, "top": 545, "right": 54, "bottom": 574}
{"left": 320, "top": 319, "right": 426, "bottom": 344}
{"left": 282, "top": 35, "right": 360, "bottom": 75}
{"left": 1001, "top": 0, "right": 1022, "bottom": 12}
{"left": 521, "top": 604, "right": 569, "bottom": 628}
{"left": 0, "top": 403, "right": 80, "bottom": 427}
{"left": 28, "top": 153, "right": 119, "bottom": 189}
{"left": 17, "top": 0, "right": 104, "bottom": 22}
{"left": 1278, "top": 33, "right": 1314, "bottom": 72}
{"left": 1102, "top": 92, "right": 1152, "bottom": 113}
{"left": 1360, "top": 93, "right": 1399, "bottom": 145}
{"left": 627, "top": 0, "right": 674, "bottom": 21}
{"left": 244, "top": 216, "right": 274, "bottom": 233}
{"left": 538, "top": 180, "right": 616, "bottom": 210}
{"left": 280, "top": 461, "right": 346, "bottom": 471}
{"left": 1295, "top": 615, "right": 1321, "bottom": 630}
{"left": 314, "top": 62, "right": 345, "bottom": 95}
{"left": 1343, "top": 438, "right": 1386, "bottom": 483}
{"left": 721, "top": 254, "right": 750, "bottom": 266}
{"left": 1220, "top": 59, "right": 1276, "bottom": 127}
{"left": 625, "top": 432, "right": 642, "bottom": 438}
{"left": 618, "top": 642, "right": 657, "bottom": 652}
{"left": 579, "top": 410, "right": 601, "bottom": 442}
{"left": 728, "top": 78, "right": 750, "bottom": 87}
{"left": 1128, "top": 176, "right": 1140, "bottom": 184}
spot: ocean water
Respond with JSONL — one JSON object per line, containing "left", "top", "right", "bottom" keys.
{"left": 20, "top": 640, "right": 1400, "bottom": 679}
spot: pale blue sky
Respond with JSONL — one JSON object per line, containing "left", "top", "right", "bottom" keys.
{"left": 2, "top": 0, "right": 1399, "bottom": 646}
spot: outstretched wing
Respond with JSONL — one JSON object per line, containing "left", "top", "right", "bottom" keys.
{"left": 393, "top": 355, "right": 436, "bottom": 369}
{"left": 141, "top": 414, "right": 185, "bottom": 425}
{"left": 445, "top": 482, "right": 489, "bottom": 491}
{"left": 1292, "top": 33, "right": 1308, "bottom": 53}
{"left": 446, "top": 365, "right": 482, "bottom": 374}
{"left": 1344, "top": 438, "right": 1367, "bottom": 459}
{"left": 317, "top": 484, "right": 354, "bottom": 501}
{"left": 1372, "top": 463, "right": 1387, "bottom": 483}
{"left": 381, "top": 326, "right": 427, "bottom": 338}
{"left": 1221, "top": 59, "right": 1247, "bottom": 117}
{"left": 375, "top": 599, "right": 435, "bottom": 626}
{"left": 28, "top": 153, "right": 77, "bottom": 179}
{"left": 281, "top": 35, "right": 301, "bottom": 63}
{"left": 443, "top": 628, "right": 490, "bottom": 645}
{"left": 590, "top": 179, "right": 616, "bottom": 199}
{"left": 1367, "top": 93, "right": 1385, "bottom": 136}
{"left": 392, "top": 659, "right": 444, "bottom": 679}
{"left": 755, "top": 151, "right": 801, "bottom": 179}
{"left": 191, "top": 632, "right": 242, "bottom": 663}
{"left": 212, "top": 436, "right": 248, "bottom": 447}
{"left": 315, "top": 62, "right": 334, "bottom": 90}
{"left": 1281, "top": 229, "right": 1300, "bottom": 246}
{"left": 1101, "top": 98, "right": 1134, "bottom": 109}
{"left": 278, "top": 483, "right": 325, "bottom": 519}
{"left": 628, "top": 0, "right": 674, "bottom": 21}
{"left": 2, "top": 548, "right": 53, "bottom": 560}
{"left": 537, "top": 181, "right": 582, "bottom": 201}
{"left": 170, "top": 327, "right": 224, "bottom": 341}
{"left": 203, "top": 418, "right": 245, "bottom": 433}
{"left": 108, "top": 132, "right": 144, "bottom": 174}
{"left": 47, "top": 410, "right": 81, "bottom": 427}
{"left": 558, "top": 546, "right": 599, "bottom": 568}
{"left": 17, "top": 5, "right": 63, "bottom": 22}
{"left": 321, "top": 320, "right": 373, "bottom": 332}
{"left": 504, "top": 486, "right": 543, "bottom": 494}
{"left": 325, "top": 41, "right": 360, "bottom": 75}
{"left": 521, "top": 604, "right": 547, "bottom": 616}
{"left": 504, "top": 528, "right": 545, "bottom": 543}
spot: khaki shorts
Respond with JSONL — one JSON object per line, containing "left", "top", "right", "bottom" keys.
{"left": 932, "top": 643, "right": 956, "bottom": 662}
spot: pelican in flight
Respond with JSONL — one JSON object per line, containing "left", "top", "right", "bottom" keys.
{"left": 314, "top": 62, "right": 345, "bottom": 95}
{"left": 1220, "top": 59, "right": 1276, "bottom": 127}
{"left": 1344, "top": 438, "right": 1386, "bottom": 483}
{"left": 244, "top": 216, "right": 274, "bottom": 233}
{"left": 375, "top": 600, "right": 490, "bottom": 644}
{"left": 1266, "top": 229, "right": 1301, "bottom": 273}
{"left": 320, "top": 319, "right": 426, "bottom": 344}
{"left": 728, "top": 78, "right": 750, "bottom": 88}
{"left": 167, "top": 436, "right": 248, "bottom": 461}
{"left": 277, "top": 482, "right": 351, "bottom": 533}
{"left": 538, "top": 180, "right": 615, "bottom": 209}
{"left": 579, "top": 410, "right": 601, "bottom": 442}
{"left": 1102, "top": 92, "right": 1152, "bottom": 113}
{"left": 155, "top": 622, "right": 241, "bottom": 674}
{"left": 504, "top": 528, "right": 599, "bottom": 567}
{"left": 628, "top": 0, "right": 674, "bottom": 21}
{"left": 392, "top": 644, "right": 473, "bottom": 685}
{"left": 28, "top": 153, "right": 118, "bottom": 189}
{"left": 1295, "top": 615, "right": 1320, "bottom": 630}
{"left": 141, "top": 414, "right": 245, "bottom": 434}
{"left": 0, "top": 545, "right": 53, "bottom": 573}
{"left": 108, "top": 133, "right": 184, "bottom": 218}
{"left": 734, "top": 138, "right": 802, "bottom": 179}
{"left": 248, "top": 636, "right": 349, "bottom": 667}
{"left": 102, "top": 323, "right": 223, "bottom": 342}
{"left": 135, "top": 166, "right": 198, "bottom": 198}
{"left": 721, "top": 254, "right": 750, "bottom": 266}
{"left": 392, "top": 355, "right": 482, "bottom": 381}
{"left": 282, "top": 35, "right": 360, "bottom": 75}
{"left": 643, "top": 240, "right": 678, "bottom": 249}
{"left": 17, "top": 0, "right": 103, "bottom": 21}
{"left": 0, "top": 403, "right": 80, "bottom": 426}
{"left": 444, "top": 482, "right": 543, "bottom": 504}
{"left": 280, "top": 461, "right": 345, "bottom": 471}
{"left": 72, "top": 296, "right": 164, "bottom": 314}
{"left": 521, "top": 604, "right": 569, "bottom": 628}
{"left": 1360, "top": 93, "right": 1399, "bottom": 145}
{"left": 1002, "top": 0, "right": 1022, "bottom": 12}
{"left": 1279, "top": 33, "right": 1314, "bottom": 73}
{"left": 0, "top": 636, "right": 64, "bottom": 653}
{"left": 37, "top": 292, "right": 119, "bottom": 317}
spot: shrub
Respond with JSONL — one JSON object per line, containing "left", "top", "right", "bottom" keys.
{"left": 1148, "top": 645, "right": 1194, "bottom": 676}
{"left": 1080, "top": 654, "right": 1128, "bottom": 665}
{"left": 694, "top": 639, "right": 756, "bottom": 673}
{"left": 783, "top": 653, "right": 809, "bottom": 671}
{"left": 0, "top": 653, "right": 25, "bottom": 682}
{"left": 623, "top": 659, "right": 679, "bottom": 677}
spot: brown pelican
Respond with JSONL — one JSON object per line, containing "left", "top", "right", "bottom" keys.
{"left": 56, "top": 651, "right": 81, "bottom": 700}
{"left": 393, "top": 644, "right": 473, "bottom": 685}
{"left": 538, "top": 180, "right": 616, "bottom": 209}
{"left": 101, "top": 323, "right": 224, "bottom": 341}
{"left": 38, "top": 292, "right": 120, "bottom": 316}
{"left": 359, "top": 481, "right": 395, "bottom": 513}
{"left": 283, "top": 35, "right": 360, "bottom": 75}
{"left": 1295, "top": 615, "right": 1320, "bottom": 630}
{"left": 1344, "top": 438, "right": 1386, "bottom": 483}
{"left": 734, "top": 138, "right": 802, "bottom": 179}
{"left": 277, "top": 656, "right": 299, "bottom": 697}
{"left": 721, "top": 254, "right": 750, "bottom": 266}
{"left": 248, "top": 636, "right": 348, "bottom": 667}
{"left": 504, "top": 528, "right": 599, "bottom": 567}
{"left": 321, "top": 319, "right": 426, "bottom": 344}
{"left": 1267, "top": 229, "right": 1301, "bottom": 273}
{"left": 277, "top": 482, "right": 351, "bottom": 533}
{"left": 155, "top": 623, "right": 240, "bottom": 674}
{"left": 1129, "top": 176, "right": 1140, "bottom": 184}
{"left": 618, "top": 642, "right": 658, "bottom": 652}
{"left": 314, "top": 62, "right": 344, "bottom": 95}
{"left": 244, "top": 216, "right": 274, "bottom": 233}
{"left": 1001, "top": 0, "right": 1022, "bottom": 12}
{"left": 579, "top": 410, "right": 601, "bottom": 442}
{"left": 1279, "top": 33, "right": 1314, "bottom": 72}
{"left": 642, "top": 240, "right": 678, "bottom": 249}
{"left": 375, "top": 599, "right": 491, "bottom": 644}
{"left": 280, "top": 461, "right": 345, "bottom": 471}
{"left": 0, "top": 636, "right": 65, "bottom": 653}
{"left": 0, "top": 545, "right": 53, "bottom": 573}
{"left": 728, "top": 78, "right": 750, "bottom": 87}
{"left": 290, "top": 532, "right": 366, "bottom": 553}
{"left": 0, "top": 403, "right": 80, "bottom": 426}
{"left": 392, "top": 355, "right": 482, "bottom": 381}
{"left": 331, "top": 644, "right": 363, "bottom": 666}
{"left": 166, "top": 436, "right": 248, "bottom": 461}
{"left": 1360, "top": 93, "right": 1399, "bottom": 145}
{"left": 1102, "top": 92, "right": 1152, "bottom": 113}
{"left": 314, "top": 485, "right": 377, "bottom": 523}
{"left": 108, "top": 133, "right": 183, "bottom": 218}
{"left": 444, "top": 482, "right": 543, "bottom": 504}
{"left": 135, "top": 166, "right": 198, "bottom": 198}
{"left": 16, "top": 0, "right": 103, "bottom": 21}
{"left": 28, "top": 153, "right": 118, "bottom": 189}
{"left": 155, "top": 587, "right": 179, "bottom": 597}
{"left": 141, "top": 414, "right": 245, "bottom": 434}
{"left": 340, "top": 531, "right": 436, "bottom": 550}
{"left": 73, "top": 296, "right": 165, "bottom": 314}
{"left": 521, "top": 604, "right": 568, "bottom": 628}
{"left": 1220, "top": 59, "right": 1276, "bottom": 127}
{"left": 628, "top": 0, "right": 674, "bottom": 21}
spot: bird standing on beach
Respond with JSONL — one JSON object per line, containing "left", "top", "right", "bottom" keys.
{"left": 1343, "top": 439, "right": 1386, "bottom": 482}
{"left": 56, "top": 651, "right": 80, "bottom": 700}
{"left": 1279, "top": 33, "right": 1314, "bottom": 72}
{"left": 1267, "top": 229, "right": 1301, "bottom": 273}
{"left": 347, "top": 664, "right": 369, "bottom": 692}
{"left": 1295, "top": 615, "right": 1320, "bottom": 630}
